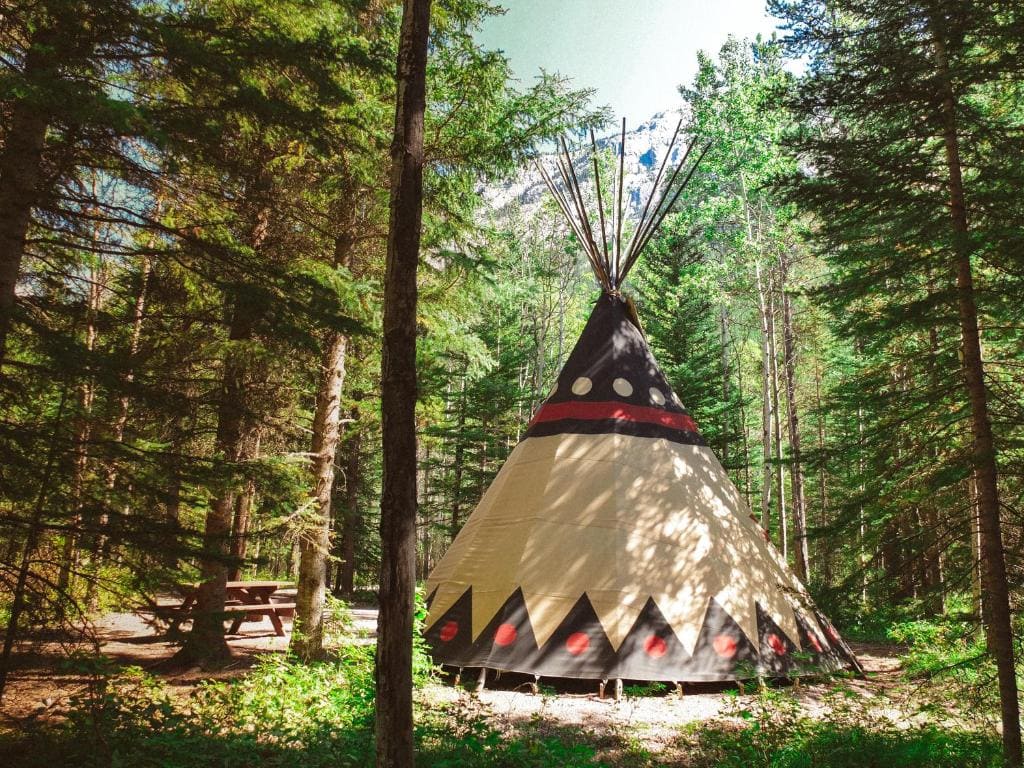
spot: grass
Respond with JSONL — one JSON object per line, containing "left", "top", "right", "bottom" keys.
{"left": 0, "top": 593, "right": 1007, "bottom": 767}
{"left": 0, "top": 649, "right": 1002, "bottom": 768}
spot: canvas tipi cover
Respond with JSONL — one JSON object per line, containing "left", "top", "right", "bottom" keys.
{"left": 424, "top": 124, "right": 860, "bottom": 683}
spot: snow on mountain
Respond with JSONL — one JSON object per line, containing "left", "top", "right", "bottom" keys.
{"left": 483, "top": 110, "right": 690, "bottom": 221}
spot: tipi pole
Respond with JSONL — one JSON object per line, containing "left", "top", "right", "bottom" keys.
{"left": 613, "top": 117, "right": 626, "bottom": 286}
{"left": 559, "top": 138, "right": 603, "bottom": 272}
{"left": 622, "top": 118, "right": 683, "bottom": 265}
{"left": 535, "top": 160, "right": 609, "bottom": 290}
{"left": 621, "top": 135, "right": 698, "bottom": 277}
{"left": 552, "top": 150, "right": 606, "bottom": 290}
{"left": 628, "top": 141, "right": 713, "bottom": 273}
{"left": 589, "top": 128, "right": 610, "bottom": 268}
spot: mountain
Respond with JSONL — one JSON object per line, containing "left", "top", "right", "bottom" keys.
{"left": 485, "top": 111, "right": 690, "bottom": 221}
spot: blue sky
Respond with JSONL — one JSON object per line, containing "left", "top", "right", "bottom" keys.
{"left": 476, "top": 0, "right": 781, "bottom": 126}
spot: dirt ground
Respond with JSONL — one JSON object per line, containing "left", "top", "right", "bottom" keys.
{"left": 1, "top": 600, "right": 909, "bottom": 746}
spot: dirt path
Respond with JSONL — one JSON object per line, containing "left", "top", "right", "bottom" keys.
{"left": 1, "top": 602, "right": 906, "bottom": 745}
{"left": 423, "top": 640, "right": 910, "bottom": 757}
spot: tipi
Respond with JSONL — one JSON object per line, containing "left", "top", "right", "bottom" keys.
{"left": 424, "top": 120, "right": 861, "bottom": 689}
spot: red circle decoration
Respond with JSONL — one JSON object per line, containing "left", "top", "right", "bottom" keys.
{"left": 494, "top": 623, "right": 518, "bottom": 646}
{"left": 768, "top": 633, "right": 787, "bottom": 656}
{"left": 439, "top": 621, "right": 459, "bottom": 642}
{"left": 713, "top": 634, "right": 738, "bottom": 658}
{"left": 826, "top": 625, "right": 841, "bottom": 642}
{"left": 808, "top": 633, "right": 823, "bottom": 653}
{"left": 644, "top": 635, "right": 668, "bottom": 658}
{"left": 565, "top": 632, "right": 590, "bottom": 656}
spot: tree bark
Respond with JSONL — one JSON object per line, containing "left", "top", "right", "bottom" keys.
{"left": 56, "top": 261, "right": 104, "bottom": 592}
{"left": 228, "top": 468, "right": 257, "bottom": 581}
{"left": 719, "top": 303, "right": 730, "bottom": 464}
{"left": 734, "top": 332, "right": 752, "bottom": 508}
{"left": 767, "top": 283, "right": 787, "bottom": 558}
{"left": 338, "top": 411, "right": 362, "bottom": 597}
{"left": 781, "top": 270, "right": 808, "bottom": 580}
{"left": 0, "top": 389, "right": 67, "bottom": 703}
{"left": 292, "top": 327, "right": 349, "bottom": 660}
{"left": 448, "top": 370, "right": 467, "bottom": 541}
{"left": 813, "top": 362, "right": 830, "bottom": 585}
{"left": 930, "top": 24, "right": 1021, "bottom": 765}
{"left": 755, "top": 261, "right": 773, "bottom": 533}
{"left": 376, "top": 0, "right": 431, "bottom": 764}
{"left": 0, "top": 28, "right": 55, "bottom": 366}
{"left": 175, "top": 294, "right": 262, "bottom": 667}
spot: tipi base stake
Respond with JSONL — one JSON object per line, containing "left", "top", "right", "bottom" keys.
{"left": 737, "top": 680, "right": 746, "bottom": 695}
{"left": 599, "top": 679, "right": 607, "bottom": 699}
{"left": 495, "top": 669, "right": 503, "bottom": 682}
{"left": 475, "top": 667, "right": 487, "bottom": 695}
{"left": 454, "top": 667, "right": 462, "bottom": 687}
{"left": 530, "top": 675, "right": 540, "bottom": 695}
{"left": 613, "top": 678, "right": 623, "bottom": 701}
{"left": 793, "top": 677, "right": 801, "bottom": 690}
{"left": 675, "top": 681, "right": 685, "bottom": 698}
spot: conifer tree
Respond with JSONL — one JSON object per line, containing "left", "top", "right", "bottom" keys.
{"left": 771, "top": 0, "right": 1024, "bottom": 760}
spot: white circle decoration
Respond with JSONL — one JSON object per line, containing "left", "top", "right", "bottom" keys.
{"left": 612, "top": 377, "right": 633, "bottom": 397}
{"left": 649, "top": 387, "right": 666, "bottom": 405}
{"left": 571, "top": 376, "right": 593, "bottom": 396}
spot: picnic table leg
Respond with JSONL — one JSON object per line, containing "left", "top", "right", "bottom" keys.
{"left": 168, "top": 593, "right": 196, "bottom": 634}
{"left": 251, "top": 588, "right": 286, "bottom": 637}
{"left": 268, "top": 609, "right": 286, "bottom": 637}
{"left": 228, "top": 614, "right": 245, "bottom": 635}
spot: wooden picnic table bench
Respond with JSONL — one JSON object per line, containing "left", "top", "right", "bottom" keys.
{"left": 167, "top": 580, "right": 296, "bottom": 637}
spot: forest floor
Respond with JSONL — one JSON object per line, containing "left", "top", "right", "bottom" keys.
{"left": 2, "top": 599, "right": 925, "bottom": 746}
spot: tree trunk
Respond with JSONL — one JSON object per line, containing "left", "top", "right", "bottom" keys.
{"left": 931, "top": 25, "right": 1021, "bottom": 765}
{"left": 0, "top": 390, "right": 68, "bottom": 703}
{"left": 292, "top": 328, "right": 349, "bottom": 660}
{"left": 734, "top": 332, "right": 752, "bottom": 508}
{"left": 58, "top": 257, "right": 105, "bottom": 594}
{"left": 781, "top": 273, "right": 808, "bottom": 581}
{"left": 376, "top": 0, "right": 431, "bottom": 764}
{"left": 0, "top": 30, "right": 54, "bottom": 366}
{"left": 175, "top": 296, "right": 262, "bottom": 667}
{"left": 813, "top": 363, "right": 830, "bottom": 585}
{"left": 419, "top": 443, "right": 433, "bottom": 580}
{"left": 766, "top": 283, "right": 787, "bottom": 558}
{"left": 228, "top": 474, "right": 257, "bottom": 581}
{"left": 755, "top": 261, "right": 773, "bottom": 533}
{"left": 968, "top": 473, "right": 984, "bottom": 626}
{"left": 719, "top": 303, "right": 730, "bottom": 464}
{"left": 338, "top": 412, "right": 362, "bottom": 597}
{"left": 448, "top": 369, "right": 467, "bottom": 540}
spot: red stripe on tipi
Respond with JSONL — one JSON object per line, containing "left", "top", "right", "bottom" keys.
{"left": 529, "top": 400, "right": 699, "bottom": 432}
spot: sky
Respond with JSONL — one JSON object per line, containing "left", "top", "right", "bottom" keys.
{"left": 476, "top": 0, "right": 781, "bottom": 126}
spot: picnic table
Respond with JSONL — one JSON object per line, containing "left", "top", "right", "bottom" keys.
{"left": 168, "top": 580, "right": 296, "bottom": 637}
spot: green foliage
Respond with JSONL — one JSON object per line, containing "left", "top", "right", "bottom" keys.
{"left": 2, "top": 654, "right": 1004, "bottom": 767}
{"left": 622, "top": 681, "right": 672, "bottom": 698}
{"left": 319, "top": 594, "right": 356, "bottom": 650}
{"left": 887, "top": 613, "right": 1000, "bottom": 718}
{"left": 0, "top": 652, "right": 604, "bottom": 768}
{"left": 685, "top": 686, "right": 1001, "bottom": 768}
